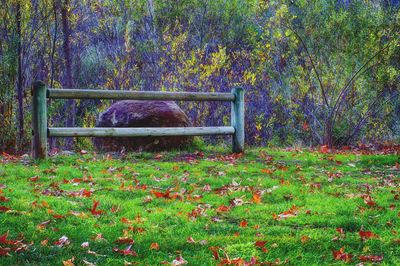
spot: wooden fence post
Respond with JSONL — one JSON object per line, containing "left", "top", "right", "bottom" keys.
{"left": 32, "top": 81, "right": 47, "bottom": 159}
{"left": 231, "top": 87, "right": 244, "bottom": 153}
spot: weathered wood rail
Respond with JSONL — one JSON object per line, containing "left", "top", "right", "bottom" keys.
{"left": 32, "top": 81, "right": 245, "bottom": 159}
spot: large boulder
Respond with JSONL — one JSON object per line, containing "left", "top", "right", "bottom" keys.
{"left": 94, "top": 100, "right": 193, "bottom": 151}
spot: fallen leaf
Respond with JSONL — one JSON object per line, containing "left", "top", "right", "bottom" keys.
{"left": 209, "top": 246, "right": 220, "bottom": 260}
{"left": 359, "top": 255, "right": 383, "bottom": 262}
{"left": 150, "top": 242, "right": 160, "bottom": 250}
{"left": 54, "top": 235, "right": 70, "bottom": 247}
{"left": 90, "top": 200, "right": 104, "bottom": 216}
{"left": 239, "top": 220, "right": 248, "bottom": 227}
{"left": 0, "top": 206, "right": 11, "bottom": 212}
{"left": 187, "top": 236, "right": 196, "bottom": 244}
{"left": 29, "top": 176, "right": 39, "bottom": 182}
{"left": 301, "top": 235, "right": 311, "bottom": 243}
{"left": 113, "top": 245, "right": 137, "bottom": 256}
{"left": 332, "top": 247, "right": 352, "bottom": 262}
{"left": 359, "top": 230, "right": 378, "bottom": 240}
{"left": 172, "top": 254, "right": 188, "bottom": 265}
{"left": 216, "top": 205, "right": 230, "bottom": 213}
{"left": 0, "top": 247, "right": 10, "bottom": 256}
{"left": 63, "top": 257, "right": 75, "bottom": 266}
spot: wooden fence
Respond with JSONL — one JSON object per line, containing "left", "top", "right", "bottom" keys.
{"left": 32, "top": 81, "right": 245, "bottom": 159}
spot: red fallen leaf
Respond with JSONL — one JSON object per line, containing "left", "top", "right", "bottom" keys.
{"left": 115, "top": 237, "right": 134, "bottom": 245}
{"left": 29, "top": 176, "right": 39, "bottom": 182}
{"left": 150, "top": 190, "right": 167, "bottom": 198}
{"left": 320, "top": 145, "right": 329, "bottom": 154}
{"left": 362, "top": 195, "right": 376, "bottom": 206}
{"left": 0, "top": 196, "right": 9, "bottom": 202}
{"left": 80, "top": 150, "right": 88, "bottom": 155}
{"left": 150, "top": 242, "right": 160, "bottom": 250}
{"left": 90, "top": 200, "right": 104, "bottom": 216}
{"left": 0, "top": 231, "right": 10, "bottom": 245}
{"left": 209, "top": 246, "right": 220, "bottom": 260}
{"left": 80, "top": 189, "right": 92, "bottom": 198}
{"left": 255, "top": 240, "right": 268, "bottom": 253}
{"left": 71, "top": 178, "right": 83, "bottom": 184}
{"left": 239, "top": 220, "right": 248, "bottom": 227}
{"left": 216, "top": 205, "right": 231, "bottom": 213}
{"left": 332, "top": 247, "right": 353, "bottom": 262}
{"left": 54, "top": 235, "right": 70, "bottom": 247}
{"left": 255, "top": 241, "right": 267, "bottom": 248}
{"left": 336, "top": 228, "right": 345, "bottom": 235}
{"left": 113, "top": 245, "right": 137, "bottom": 256}
{"left": 0, "top": 206, "right": 10, "bottom": 212}
{"left": 359, "top": 230, "right": 378, "bottom": 240}
{"left": 0, "top": 247, "right": 10, "bottom": 256}
{"left": 52, "top": 214, "right": 66, "bottom": 219}
{"left": 121, "top": 217, "right": 132, "bottom": 224}
{"left": 127, "top": 226, "right": 145, "bottom": 233}
{"left": 359, "top": 255, "right": 383, "bottom": 262}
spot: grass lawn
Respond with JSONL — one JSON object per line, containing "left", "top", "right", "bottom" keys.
{"left": 0, "top": 147, "right": 399, "bottom": 265}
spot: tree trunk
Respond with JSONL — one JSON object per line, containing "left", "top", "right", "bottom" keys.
{"left": 16, "top": 1, "right": 24, "bottom": 149}
{"left": 324, "top": 119, "right": 334, "bottom": 148}
{"left": 60, "top": 0, "right": 75, "bottom": 147}
{"left": 49, "top": 0, "right": 59, "bottom": 151}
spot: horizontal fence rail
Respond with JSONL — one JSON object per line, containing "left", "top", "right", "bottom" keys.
{"left": 48, "top": 127, "right": 235, "bottom": 137}
{"left": 47, "top": 89, "right": 235, "bottom": 101}
{"left": 32, "top": 80, "right": 245, "bottom": 159}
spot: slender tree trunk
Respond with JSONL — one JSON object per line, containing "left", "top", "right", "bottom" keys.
{"left": 16, "top": 1, "right": 24, "bottom": 149}
{"left": 49, "top": 0, "right": 59, "bottom": 151}
{"left": 324, "top": 118, "right": 334, "bottom": 148}
{"left": 60, "top": 0, "right": 75, "bottom": 147}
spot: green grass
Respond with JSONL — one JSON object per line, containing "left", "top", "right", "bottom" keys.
{"left": 0, "top": 147, "right": 399, "bottom": 265}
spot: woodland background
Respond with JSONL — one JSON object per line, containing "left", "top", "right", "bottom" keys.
{"left": 0, "top": 0, "right": 399, "bottom": 153}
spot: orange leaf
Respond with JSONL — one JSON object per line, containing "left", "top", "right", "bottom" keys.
{"left": 239, "top": 220, "right": 248, "bottom": 227}
{"left": 261, "top": 168, "right": 273, "bottom": 174}
{"left": 216, "top": 205, "right": 230, "bottom": 213}
{"left": 150, "top": 242, "right": 160, "bottom": 250}
{"left": 252, "top": 192, "right": 261, "bottom": 204}
{"left": 62, "top": 257, "right": 75, "bottom": 266}
{"left": 209, "top": 246, "right": 220, "bottom": 260}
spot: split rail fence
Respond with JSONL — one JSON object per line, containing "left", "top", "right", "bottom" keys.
{"left": 32, "top": 81, "right": 244, "bottom": 159}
